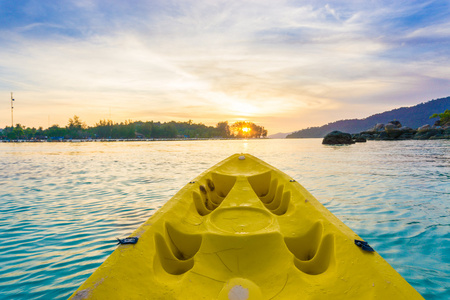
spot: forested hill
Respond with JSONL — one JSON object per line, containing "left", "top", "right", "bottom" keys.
{"left": 286, "top": 96, "right": 450, "bottom": 138}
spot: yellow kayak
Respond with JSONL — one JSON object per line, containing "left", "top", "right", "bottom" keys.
{"left": 70, "top": 154, "right": 423, "bottom": 299}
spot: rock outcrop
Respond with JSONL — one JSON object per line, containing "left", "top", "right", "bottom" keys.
{"left": 322, "top": 131, "right": 355, "bottom": 145}
{"left": 323, "top": 117, "right": 450, "bottom": 144}
{"left": 418, "top": 124, "right": 431, "bottom": 132}
{"left": 353, "top": 136, "right": 367, "bottom": 143}
{"left": 360, "top": 120, "right": 450, "bottom": 140}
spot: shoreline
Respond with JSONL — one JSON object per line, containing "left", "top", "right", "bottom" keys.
{"left": 0, "top": 137, "right": 270, "bottom": 143}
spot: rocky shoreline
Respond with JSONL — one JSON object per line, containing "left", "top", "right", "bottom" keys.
{"left": 355, "top": 120, "right": 450, "bottom": 141}
{"left": 323, "top": 120, "right": 450, "bottom": 144}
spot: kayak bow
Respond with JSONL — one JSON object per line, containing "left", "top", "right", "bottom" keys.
{"left": 70, "top": 154, "right": 423, "bottom": 299}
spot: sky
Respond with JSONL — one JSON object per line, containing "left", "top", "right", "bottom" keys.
{"left": 0, "top": 0, "right": 449, "bottom": 134}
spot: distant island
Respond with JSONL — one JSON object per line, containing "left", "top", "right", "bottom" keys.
{"left": 322, "top": 110, "right": 450, "bottom": 144}
{"left": 0, "top": 118, "right": 268, "bottom": 141}
{"left": 287, "top": 96, "right": 450, "bottom": 138}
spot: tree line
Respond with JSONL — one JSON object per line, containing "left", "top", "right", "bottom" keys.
{"left": 0, "top": 116, "right": 267, "bottom": 140}
{"left": 430, "top": 109, "right": 450, "bottom": 126}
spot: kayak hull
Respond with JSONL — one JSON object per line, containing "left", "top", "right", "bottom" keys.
{"left": 70, "top": 154, "right": 423, "bottom": 299}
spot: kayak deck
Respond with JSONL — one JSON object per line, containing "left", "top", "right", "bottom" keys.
{"left": 70, "top": 154, "right": 423, "bottom": 299}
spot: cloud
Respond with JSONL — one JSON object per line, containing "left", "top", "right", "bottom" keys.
{"left": 0, "top": 0, "right": 449, "bottom": 132}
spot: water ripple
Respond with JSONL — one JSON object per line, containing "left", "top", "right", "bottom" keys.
{"left": 0, "top": 140, "right": 448, "bottom": 299}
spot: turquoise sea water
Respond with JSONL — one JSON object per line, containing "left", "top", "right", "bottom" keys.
{"left": 0, "top": 139, "right": 448, "bottom": 299}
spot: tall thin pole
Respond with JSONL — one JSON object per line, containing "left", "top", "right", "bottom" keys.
{"left": 11, "top": 92, "right": 14, "bottom": 128}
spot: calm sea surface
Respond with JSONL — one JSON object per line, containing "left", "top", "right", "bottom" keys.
{"left": 0, "top": 139, "right": 448, "bottom": 299}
